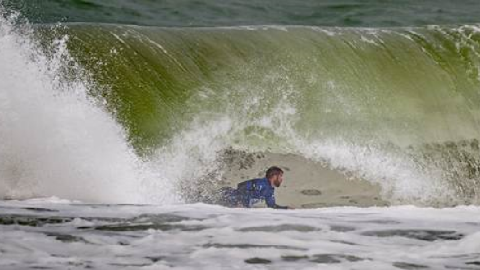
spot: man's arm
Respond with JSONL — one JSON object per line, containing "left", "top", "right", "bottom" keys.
{"left": 265, "top": 192, "right": 288, "bottom": 209}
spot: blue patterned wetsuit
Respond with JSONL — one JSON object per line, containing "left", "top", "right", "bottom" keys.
{"left": 221, "top": 178, "right": 287, "bottom": 209}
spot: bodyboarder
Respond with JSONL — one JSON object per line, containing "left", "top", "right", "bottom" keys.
{"left": 218, "top": 166, "right": 291, "bottom": 209}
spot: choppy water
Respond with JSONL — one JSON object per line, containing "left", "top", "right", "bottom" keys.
{"left": 1, "top": 199, "right": 480, "bottom": 270}
{"left": 8, "top": 0, "right": 480, "bottom": 27}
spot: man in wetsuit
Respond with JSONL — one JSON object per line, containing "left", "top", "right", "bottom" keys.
{"left": 219, "top": 166, "right": 290, "bottom": 209}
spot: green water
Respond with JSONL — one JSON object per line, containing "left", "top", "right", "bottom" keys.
{"left": 38, "top": 24, "right": 480, "bottom": 153}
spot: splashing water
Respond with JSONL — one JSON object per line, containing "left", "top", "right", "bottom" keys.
{"left": 0, "top": 11, "right": 182, "bottom": 204}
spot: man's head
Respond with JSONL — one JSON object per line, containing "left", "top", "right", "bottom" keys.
{"left": 266, "top": 166, "right": 284, "bottom": 187}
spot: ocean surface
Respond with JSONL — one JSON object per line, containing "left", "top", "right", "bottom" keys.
{"left": 8, "top": 0, "right": 480, "bottom": 27}
{"left": 1, "top": 0, "right": 480, "bottom": 269}
{"left": 1, "top": 198, "right": 480, "bottom": 270}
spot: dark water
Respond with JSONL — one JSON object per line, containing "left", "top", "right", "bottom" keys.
{"left": 6, "top": 0, "right": 480, "bottom": 27}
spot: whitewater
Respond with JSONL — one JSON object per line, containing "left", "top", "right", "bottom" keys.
{"left": 1, "top": 199, "right": 480, "bottom": 269}
{"left": 2, "top": 2, "right": 480, "bottom": 269}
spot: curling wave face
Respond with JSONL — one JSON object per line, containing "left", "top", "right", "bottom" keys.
{"left": 43, "top": 23, "right": 480, "bottom": 205}
{"left": 2, "top": 8, "right": 480, "bottom": 205}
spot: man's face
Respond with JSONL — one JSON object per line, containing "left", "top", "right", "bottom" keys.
{"left": 272, "top": 173, "right": 283, "bottom": 187}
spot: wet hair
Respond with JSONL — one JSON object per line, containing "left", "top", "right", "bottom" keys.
{"left": 266, "top": 166, "right": 284, "bottom": 179}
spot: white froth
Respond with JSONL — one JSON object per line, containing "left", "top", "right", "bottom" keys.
{"left": 0, "top": 13, "right": 175, "bottom": 204}
{"left": 0, "top": 200, "right": 479, "bottom": 269}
